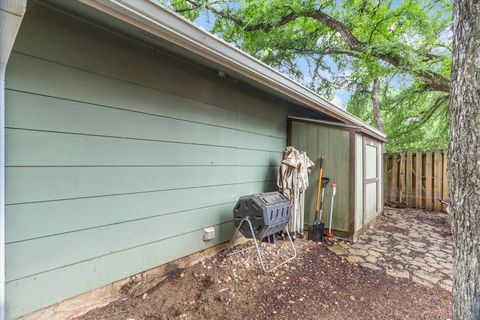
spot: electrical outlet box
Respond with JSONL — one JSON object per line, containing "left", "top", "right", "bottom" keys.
{"left": 203, "top": 227, "right": 215, "bottom": 241}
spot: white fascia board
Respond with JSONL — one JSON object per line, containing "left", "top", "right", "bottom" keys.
{"left": 78, "top": 0, "right": 386, "bottom": 140}
{"left": 1, "top": 2, "right": 28, "bottom": 319}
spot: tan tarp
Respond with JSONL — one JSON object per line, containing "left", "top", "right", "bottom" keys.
{"left": 277, "top": 146, "right": 314, "bottom": 236}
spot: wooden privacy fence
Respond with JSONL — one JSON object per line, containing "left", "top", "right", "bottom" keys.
{"left": 384, "top": 151, "right": 448, "bottom": 211}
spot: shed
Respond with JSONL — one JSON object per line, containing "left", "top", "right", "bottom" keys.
{"left": 289, "top": 117, "right": 385, "bottom": 238}
{"left": 0, "top": 0, "right": 386, "bottom": 318}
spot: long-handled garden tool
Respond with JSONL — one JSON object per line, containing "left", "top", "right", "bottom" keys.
{"left": 326, "top": 179, "right": 336, "bottom": 238}
{"left": 309, "top": 157, "right": 329, "bottom": 241}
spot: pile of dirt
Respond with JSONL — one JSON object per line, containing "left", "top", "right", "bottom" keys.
{"left": 79, "top": 238, "right": 451, "bottom": 320}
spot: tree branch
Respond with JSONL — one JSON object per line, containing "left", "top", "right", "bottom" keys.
{"left": 193, "top": 2, "right": 451, "bottom": 92}
{"left": 371, "top": 77, "right": 385, "bottom": 131}
{"left": 308, "top": 11, "right": 364, "bottom": 51}
{"left": 391, "top": 94, "right": 449, "bottom": 138}
{"left": 244, "top": 12, "right": 299, "bottom": 32}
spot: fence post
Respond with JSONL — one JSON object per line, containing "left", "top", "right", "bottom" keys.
{"left": 425, "top": 152, "right": 433, "bottom": 210}
{"left": 399, "top": 153, "right": 405, "bottom": 202}
{"left": 415, "top": 151, "right": 423, "bottom": 208}
{"left": 390, "top": 154, "right": 398, "bottom": 201}
{"left": 442, "top": 151, "right": 449, "bottom": 210}
{"left": 384, "top": 155, "right": 389, "bottom": 201}
{"left": 406, "top": 152, "right": 413, "bottom": 207}
{"left": 434, "top": 151, "right": 443, "bottom": 211}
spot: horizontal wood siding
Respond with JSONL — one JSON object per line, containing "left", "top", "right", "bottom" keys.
{"left": 4, "top": 2, "right": 287, "bottom": 318}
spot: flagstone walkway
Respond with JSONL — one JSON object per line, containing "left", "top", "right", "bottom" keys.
{"left": 331, "top": 207, "right": 453, "bottom": 291}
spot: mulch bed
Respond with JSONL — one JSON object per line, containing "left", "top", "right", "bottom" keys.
{"left": 79, "top": 238, "right": 452, "bottom": 320}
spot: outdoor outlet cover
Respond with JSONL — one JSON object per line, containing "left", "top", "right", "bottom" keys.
{"left": 203, "top": 227, "right": 215, "bottom": 241}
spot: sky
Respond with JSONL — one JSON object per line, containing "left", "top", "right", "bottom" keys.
{"left": 186, "top": 0, "right": 451, "bottom": 110}
{"left": 160, "top": 0, "right": 451, "bottom": 110}
{"left": 192, "top": 11, "right": 352, "bottom": 108}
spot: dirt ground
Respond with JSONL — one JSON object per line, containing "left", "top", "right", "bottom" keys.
{"left": 79, "top": 209, "right": 452, "bottom": 320}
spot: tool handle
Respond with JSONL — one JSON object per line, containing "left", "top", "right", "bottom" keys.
{"left": 314, "top": 157, "right": 324, "bottom": 211}
{"left": 328, "top": 178, "right": 336, "bottom": 234}
{"left": 331, "top": 178, "right": 336, "bottom": 196}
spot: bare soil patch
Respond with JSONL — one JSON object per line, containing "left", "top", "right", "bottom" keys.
{"left": 79, "top": 237, "right": 451, "bottom": 320}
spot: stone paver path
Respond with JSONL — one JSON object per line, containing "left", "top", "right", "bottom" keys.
{"left": 331, "top": 207, "right": 453, "bottom": 291}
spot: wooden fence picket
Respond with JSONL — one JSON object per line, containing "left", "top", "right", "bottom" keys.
{"left": 406, "top": 152, "right": 413, "bottom": 206}
{"left": 399, "top": 153, "right": 405, "bottom": 202}
{"left": 442, "top": 151, "right": 449, "bottom": 211}
{"left": 415, "top": 151, "right": 422, "bottom": 208}
{"left": 425, "top": 152, "right": 433, "bottom": 210}
{"left": 384, "top": 150, "right": 448, "bottom": 212}
{"left": 434, "top": 151, "right": 443, "bottom": 211}
{"left": 390, "top": 154, "right": 398, "bottom": 201}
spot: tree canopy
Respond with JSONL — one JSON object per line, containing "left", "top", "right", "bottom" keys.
{"left": 166, "top": 0, "right": 452, "bottom": 152}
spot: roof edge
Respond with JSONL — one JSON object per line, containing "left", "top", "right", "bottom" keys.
{"left": 288, "top": 117, "right": 387, "bottom": 142}
{"left": 78, "top": 0, "right": 386, "bottom": 140}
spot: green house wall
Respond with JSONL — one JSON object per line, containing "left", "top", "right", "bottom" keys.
{"left": 4, "top": 2, "right": 289, "bottom": 318}
{"left": 290, "top": 120, "right": 352, "bottom": 232}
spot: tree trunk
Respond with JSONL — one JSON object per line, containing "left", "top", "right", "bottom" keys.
{"left": 371, "top": 77, "right": 384, "bottom": 131}
{"left": 449, "top": 1, "right": 480, "bottom": 319}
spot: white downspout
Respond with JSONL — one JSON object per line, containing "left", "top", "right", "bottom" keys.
{"left": 0, "top": 1, "right": 27, "bottom": 319}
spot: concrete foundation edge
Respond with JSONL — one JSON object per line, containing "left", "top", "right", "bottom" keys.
{"left": 17, "top": 241, "right": 234, "bottom": 320}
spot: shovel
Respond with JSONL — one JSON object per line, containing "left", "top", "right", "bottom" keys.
{"left": 309, "top": 157, "right": 329, "bottom": 242}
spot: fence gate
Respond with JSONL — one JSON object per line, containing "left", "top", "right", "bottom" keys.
{"left": 383, "top": 151, "right": 448, "bottom": 211}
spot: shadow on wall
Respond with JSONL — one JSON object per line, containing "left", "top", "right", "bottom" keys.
{"left": 268, "top": 158, "right": 280, "bottom": 192}
{"left": 213, "top": 159, "right": 280, "bottom": 247}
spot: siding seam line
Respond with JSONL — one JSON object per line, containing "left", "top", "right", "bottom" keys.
{"left": 6, "top": 220, "right": 234, "bottom": 283}
{"left": 6, "top": 179, "right": 277, "bottom": 205}
{"left": 7, "top": 54, "right": 287, "bottom": 138}
{"left": 6, "top": 127, "right": 285, "bottom": 153}
{"left": 6, "top": 201, "right": 236, "bottom": 244}
{"left": 7, "top": 165, "right": 277, "bottom": 168}
{"left": 6, "top": 88, "right": 286, "bottom": 139}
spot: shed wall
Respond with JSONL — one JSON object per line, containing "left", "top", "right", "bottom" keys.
{"left": 355, "top": 133, "right": 363, "bottom": 231}
{"left": 4, "top": 2, "right": 287, "bottom": 318}
{"left": 378, "top": 142, "right": 385, "bottom": 213}
{"left": 363, "top": 138, "right": 383, "bottom": 226}
{"left": 290, "top": 121, "right": 351, "bottom": 232}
